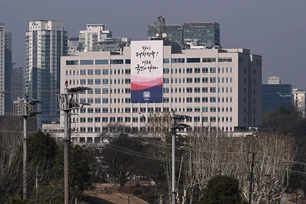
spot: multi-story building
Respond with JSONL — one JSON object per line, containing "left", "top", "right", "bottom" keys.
{"left": 148, "top": 22, "right": 220, "bottom": 48}
{"left": 78, "top": 24, "right": 112, "bottom": 52}
{"left": 12, "top": 67, "right": 24, "bottom": 101}
{"left": 4, "top": 32, "right": 12, "bottom": 113}
{"left": 0, "top": 24, "right": 5, "bottom": 115}
{"left": 43, "top": 41, "right": 262, "bottom": 143}
{"left": 13, "top": 97, "right": 26, "bottom": 116}
{"left": 292, "top": 89, "right": 306, "bottom": 117}
{"left": 268, "top": 76, "right": 281, "bottom": 85}
{"left": 25, "top": 20, "right": 68, "bottom": 128}
{"left": 68, "top": 37, "right": 79, "bottom": 55}
{"left": 262, "top": 77, "right": 292, "bottom": 112}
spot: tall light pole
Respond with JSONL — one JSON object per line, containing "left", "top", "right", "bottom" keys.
{"left": 171, "top": 110, "right": 190, "bottom": 204}
{"left": 58, "top": 81, "right": 91, "bottom": 204}
{"left": 22, "top": 98, "right": 41, "bottom": 200}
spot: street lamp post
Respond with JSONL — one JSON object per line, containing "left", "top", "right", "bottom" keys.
{"left": 58, "top": 81, "right": 91, "bottom": 204}
{"left": 22, "top": 98, "right": 41, "bottom": 200}
{"left": 171, "top": 111, "right": 190, "bottom": 204}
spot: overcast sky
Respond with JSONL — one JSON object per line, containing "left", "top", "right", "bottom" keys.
{"left": 0, "top": 0, "right": 305, "bottom": 88}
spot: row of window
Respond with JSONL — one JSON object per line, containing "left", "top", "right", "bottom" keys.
{"left": 76, "top": 125, "right": 234, "bottom": 133}
{"left": 66, "top": 68, "right": 131, "bottom": 76}
{"left": 66, "top": 59, "right": 131, "bottom": 65}
{"left": 77, "top": 105, "right": 234, "bottom": 114}
{"left": 78, "top": 86, "right": 233, "bottom": 96}
{"left": 76, "top": 116, "right": 233, "bottom": 124}
{"left": 78, "top": 77, "right": 232, "bottom": 85}
{"left": 66, "top": 57, "right": 233, "bottom": 65}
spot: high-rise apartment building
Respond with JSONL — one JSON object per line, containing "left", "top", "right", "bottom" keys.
{"left": 12, "top": 67, "right": 24, "bottom": 101}
{"left": 148, "top": 21, "right": 220, "bottom": 47}
{"left": 4, "top": 32, "right": 12, "bottom": 113}
{"left": 78, "top": 24, "right": 112, "bottom": 51}
{"left": 43, "top": 41, "right": 262, "bottom": 143}
{"left": 0, "top": 24, "right": 5, "bottom": 115}
{"left": 25, "top": 20, "right": 68, "bottom": 127}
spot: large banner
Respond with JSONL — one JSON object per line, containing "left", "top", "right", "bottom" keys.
{"left": 131, "top": 40, "right": 163, "bottom": 103}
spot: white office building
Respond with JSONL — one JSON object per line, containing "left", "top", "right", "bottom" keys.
{"left": 0, "top": 24, "right": 5, "bottom": 115}
{"left": 78, "top": 24, "right": 112, "bottom": 52}
{"left": 25, "top": 20, "right": 68, "bottom": 128}
{"left": 43, "top": 40, "right": 262, "bottom": 143}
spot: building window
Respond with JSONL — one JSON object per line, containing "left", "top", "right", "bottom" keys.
{"left": 202, "top": 87, "right": 208, "bottom": 93}
{"left": 95, "top": 79, "right": 101, "bottom": 84}
{"left": 194, "top": 68, "right": 201, "bottom": 73}
{"left": 202, "top": 77, "right": 208, "bottom": 83}
{"left": 80, "top": 69, "right": 86, "bottom": 75}
{"left": 95, "top": 59, "right": 108, "bottom": 64}
{"left": 210, "top": 77, "right": 216, "bottom": 83}
{"left": 186, "top": 78, "right": 193, "bottom": 83}
{"left": 125, "top": 59, "right": 131, "bottom": 64}
{"left": 194, "top": 78, "right": 201, "bottom": 83}
{"left": 80, "top": 60, "right": 94, "bottom": 65}
{"left": 102, "top": 79, "right": 109, "bottom": 84}
{"left": 186, "top": 68, "right": 193, "bottom": 73}
{"left": 194, "top": 97, "right": 201, "bottom": 103}
{"left": 203, "top": 58, "right": 216, "bottom": 63}
{"left": 187, "top": 58, "right": 201, "bottom": 63}
{"left": 80, "top": 79, "right": 86, "bottom": 85}
{"left": 218, "top": 57, "right": 232, "bottom": 62}
{"left": 163, "top": 58, "right": 169, "bottom": 63}
{"left": 163, "top": 78, "right": 169, "bottom": 83}
{"left": 66, "top": 60, "right": 78, "bottom": 65}
{"left": 210, "top": 67, "right": 216, "bottom": 73}
{"left": 95, "top": 69, "right": 101, "bottom": 75}
{"left": 95, "top": 98, "right": 101, "bottom": 103}
{"left": 202, "top": 67, "right": 209, "bottom": 73}
{"left": 186, "top": 97, "right": 193, "bottom": 103}
{"left": 163, "top": 88, "right": 169, "bottom": 93}
{"left": 172, "top": 58, "right": 185, "bottom": 63}
{"left": 163, "top": 68, "right": 169, "bottom": 74}
{"left": 110, "top": 59, "right": 124, "bottom": 64}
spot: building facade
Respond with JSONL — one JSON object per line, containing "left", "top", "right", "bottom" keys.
{"left": 0, "top": 24, "right": 5, "bottom": 115}
{"left": 262, "top": 84, "right": 292, "bottom": 112}
{"left": 4, "top": 32, "right": 12, "bottom": 113}
{"left": 12, "top": 67, "right": 24, "bottom": 101}
{"left": 43, "top": 42, "right": 262, "bottom": 143}
{"left": 68, "top": 37, "right": 79, "bottom": 55}
{"left": 78, "top": 24, "right": 112, "bottom": 52}
{"left": 25, "top": 20, "right": 68, "bottom": 128}
{"left": 148, "top": 22, "right": 220, "bottom": 48}
{"left": 268, "top": 76, "right": 281, "bottom": 85}
{"left": 293, "top": 89, "right": 306, "bottom": 117}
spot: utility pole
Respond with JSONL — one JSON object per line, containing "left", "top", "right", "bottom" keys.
{"left": 58, "top": 81, "right": 91, "bottom": 204}
{"left": 171, "top": 110, "right": 190, "bottom": 204}
{"left": 248, "top": 152, "right": 255, "bottom": 204}
{"left": 22, "top": 97, "right": 41, "bottom": 200}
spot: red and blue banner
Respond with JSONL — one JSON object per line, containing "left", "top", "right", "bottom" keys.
{"left": 131, "top": 40, "right": 163, "bottom": 103}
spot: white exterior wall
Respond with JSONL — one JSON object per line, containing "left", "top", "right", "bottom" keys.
{"left": 293, "top": 89, "right": 306, "bottom": 117}
{"left": 0, "top": 24, "right": 5, "bottom": 115}
{"left": 51, "top": 44, "right": 262, "bottom": 141}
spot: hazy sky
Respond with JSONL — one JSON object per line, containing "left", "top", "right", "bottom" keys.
{"left": 0, "top": 0, "right": 305, "bottom": 88}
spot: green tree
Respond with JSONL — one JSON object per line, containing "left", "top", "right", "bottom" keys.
{"left": 197, "top": 175, "right": 243, "bottom": 204}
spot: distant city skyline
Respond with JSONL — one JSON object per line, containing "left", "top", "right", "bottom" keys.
{"left": 0, "top": 0, "right": 306, "bottom": 88}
